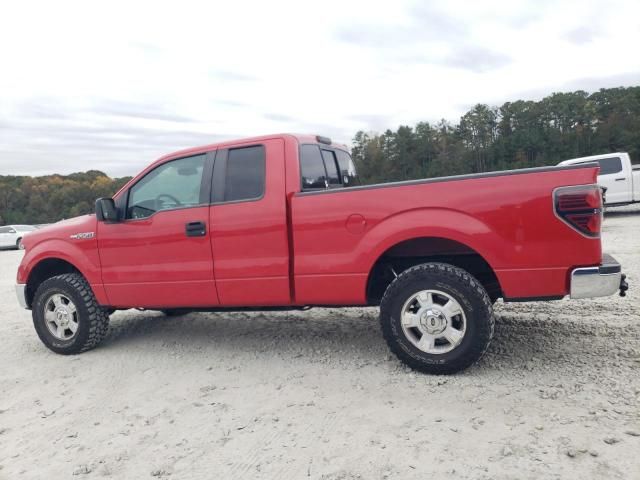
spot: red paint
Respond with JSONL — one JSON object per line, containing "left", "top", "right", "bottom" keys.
{"left": 18, "top": 133, "right": 604, "bottom": 308}
{"left": 345, "top": 214, "right": 367, "bottom": 234}
{"left": 97, "top": 206, "right": 218, "bottom": 307}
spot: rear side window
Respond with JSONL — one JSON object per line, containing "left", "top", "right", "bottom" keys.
{"left": 218, "top": 145, "right": 265, "bottom": 202}
{"left": 597, "top": 157, "right": 622, "bottom": 175}
{"left": 300, "top": 145, "right": 328, "bottom": 189}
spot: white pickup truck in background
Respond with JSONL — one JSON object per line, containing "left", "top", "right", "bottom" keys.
{"left": 558, "top": 152, "right": 640, "bottom": 206}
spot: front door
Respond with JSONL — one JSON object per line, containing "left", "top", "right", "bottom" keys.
{"left": 98, "top": 152, "right": 219, "bottom": 308}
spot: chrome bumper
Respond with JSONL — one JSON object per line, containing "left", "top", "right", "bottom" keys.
{"left": 15, "top": 284, "right": 28, "bottom": 309}
{"left": 570, "top": 254, "right": 624, "bottom": 299}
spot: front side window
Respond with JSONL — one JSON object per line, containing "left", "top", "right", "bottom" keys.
{"left": 0, "top": 227, "right": 11, "bottom": 234}
{"left": 223, "top": 146, "right": 265, "bottom": 202}
{"left": 127, "top": 154, "right": 206, "bottom": 219}
{"left": 598, "top": 157, "right": 622, "bottom": 175}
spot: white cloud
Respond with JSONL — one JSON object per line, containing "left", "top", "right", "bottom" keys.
{"left": 0, "top": 0, "right": 639, "bottom": 176}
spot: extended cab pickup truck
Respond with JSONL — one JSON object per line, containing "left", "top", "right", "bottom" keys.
{"left": 16, "top": 134, "right": 628, "bottom": 374}
{"left": 558, "top": 152, "right": 640, "bottom": 206}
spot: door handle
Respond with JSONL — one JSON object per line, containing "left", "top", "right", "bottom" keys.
{"left": 615, "top": 177, "right": 626, "bottom": 181}
{"left": 185, "top": 221, "right": 206, "bottom": 237}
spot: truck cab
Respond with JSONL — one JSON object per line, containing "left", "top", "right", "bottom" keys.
{"left": 558, "top": 152, "right": 640, "bottom": 205}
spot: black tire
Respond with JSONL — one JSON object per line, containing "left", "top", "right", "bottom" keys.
{"left": 32, "top": 273, "right": 110, "bottom": 354}
{"left": 380, "top": 262, "right": 494, "bottom": 375}
{"left": 161, "top": 309, "right": 189, "bottom": 316}
{"left": 16, "top": 238, "right": 24, "bottom": 250}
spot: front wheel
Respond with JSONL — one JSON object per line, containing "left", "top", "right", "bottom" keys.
{"left": 17, "top": 238, "right": 24, "bottom": 250}
{"left": 32, "top": 273, "right": 110, "bottom": 354}
{"left": 380, "top": 263, "right": 494, "bottom": 374}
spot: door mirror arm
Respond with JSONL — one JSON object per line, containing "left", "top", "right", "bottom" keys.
{"left": 95, "top": 198, "right": 120, "bottom": 223}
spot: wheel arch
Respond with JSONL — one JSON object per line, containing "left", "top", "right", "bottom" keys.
{"left": 19, "top": 237, "right": 109, "bottom": 308}
{"left": 366, "top": 236, "right": 502, "bottom": 305}
{"left": 25, "top": 258, "right": 84, "bottom": 308}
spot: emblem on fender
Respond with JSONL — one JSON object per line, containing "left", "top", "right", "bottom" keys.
{"left": 69, "top": 232, "right": 95, "bottom": 240}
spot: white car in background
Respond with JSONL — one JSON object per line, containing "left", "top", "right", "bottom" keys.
{"left": 558, "top": 152, "right": 640, "bottom": 206}
{"left": 0, "top": 225, "right": 37, "bottom": 250}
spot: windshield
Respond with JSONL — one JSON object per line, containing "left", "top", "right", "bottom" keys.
{"left": 14, "top": 225, "right": 36, "bottom": 232}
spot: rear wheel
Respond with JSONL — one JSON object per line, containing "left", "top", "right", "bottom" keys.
{"left": 32, "top": 273, "right": 110, "bottom": 354}
{"left": 380, "top": 263, "right": 494, "bottom": 374}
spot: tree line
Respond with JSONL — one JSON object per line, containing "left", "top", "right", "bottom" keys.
{"left": 0, "top": 171, "right": 131, "bottom": 225}
{"left": 352, "top": 86, "right": 640, "bottom": 184}
{"left": 1, "top": 86, "right": 639, "bottom": 225}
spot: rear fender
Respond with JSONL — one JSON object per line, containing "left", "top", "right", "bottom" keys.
{"left": 361, "top": 207, "right": 502, "bottom": 273}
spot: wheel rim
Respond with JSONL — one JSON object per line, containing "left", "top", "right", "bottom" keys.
{"left": 400, "top": 289, "right": 467, "bottom": 354}
{"left": 18, "top": 240, "right": 24, "bottom": 250}
{"left": 43, "top": 293, "right": 79, "bottom": 341}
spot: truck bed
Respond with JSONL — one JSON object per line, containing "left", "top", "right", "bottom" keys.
{"left": 290, "top": 163, "right": 601, "bottom": 304}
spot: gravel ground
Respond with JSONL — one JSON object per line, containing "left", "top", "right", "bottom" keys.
{"left": 1, "top": 206, "right": 639, "bottom": 479}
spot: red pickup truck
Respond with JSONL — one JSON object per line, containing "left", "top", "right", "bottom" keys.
{"left": 15, "top": 134, "right": 627, "bottom": 374}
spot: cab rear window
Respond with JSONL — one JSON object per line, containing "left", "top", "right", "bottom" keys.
{"left": 300, "top": 144, "right": 358, "bottom": 190}
{"left": 300, "top": 145, "right": 327, "bottom": 189}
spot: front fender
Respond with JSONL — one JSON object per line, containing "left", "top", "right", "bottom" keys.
{"left": 17, "top": 238, "right": 109, "bottom": 305}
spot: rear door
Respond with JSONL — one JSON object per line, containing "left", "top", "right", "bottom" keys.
{"left": 209, "top": 139, "right": 290, "bottom": 306}
{"left": 595, "top": 156, "right": 631, "bottom": 204}
{"left": 98, "top": 153, "right": 219, "bottom": 308}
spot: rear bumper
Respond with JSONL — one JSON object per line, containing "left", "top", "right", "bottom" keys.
{"left": 570, "top": 254, "right": 624, "bottom": 299}
{"left": 15, "top": 284, "right": 28, "bottom": 309}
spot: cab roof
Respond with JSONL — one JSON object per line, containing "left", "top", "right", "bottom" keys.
{"left": 157, "top": 133, "right": 348, "bottom": 164}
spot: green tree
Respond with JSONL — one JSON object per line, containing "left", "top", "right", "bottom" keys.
{"left": 0, "top": 172, "right": 131, "bottom": 225}
{"left": 352, "top": 86, "right": 640, "bottom": 184}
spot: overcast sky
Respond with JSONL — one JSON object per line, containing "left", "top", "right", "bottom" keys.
{"left": 1, "top": 0, "right": 639, "bottom": 177}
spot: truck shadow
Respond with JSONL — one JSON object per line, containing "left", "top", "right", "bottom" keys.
{"left": 104, "top": 308, "right": 389, "bottom": 362}
{"left": 101, "top": 308, "right": 637, "bottom": 375}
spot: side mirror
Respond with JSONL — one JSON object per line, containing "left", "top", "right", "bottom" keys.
{"left": 95, "top": 198, "right": 119, "bottom": 222}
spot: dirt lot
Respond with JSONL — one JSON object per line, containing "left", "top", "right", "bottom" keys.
{"left": 1, "top": 206, "right": 639, "bottom": 480}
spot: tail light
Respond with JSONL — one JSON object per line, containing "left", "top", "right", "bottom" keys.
{"left": 554, "top": 185, "right": 602, "bottom": 237}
